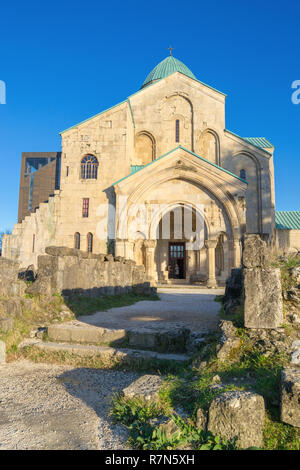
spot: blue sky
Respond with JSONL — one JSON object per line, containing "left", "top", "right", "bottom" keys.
{"left": 0, "top": 0, "right": 299, "bottom": 231}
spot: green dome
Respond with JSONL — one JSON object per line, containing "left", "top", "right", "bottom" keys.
{"left": 141, "top": 56, "right": 196, "bottom": 88}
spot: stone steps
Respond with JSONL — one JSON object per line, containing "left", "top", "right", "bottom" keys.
{"left": 47, "top": 323, "right": 190, "bottom": 353}
{"left": 20, "top": 338, "right": 190, "bottom": 366}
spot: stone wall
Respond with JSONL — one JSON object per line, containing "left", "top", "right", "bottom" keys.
{"left": 277, "top": 229, "right": 300, "bottom": 254}
{"left": 0, "top": 258, "right": 25, "bottom": 297}
{"left": 26, "top": 246, "right": 153, "bottom": 297}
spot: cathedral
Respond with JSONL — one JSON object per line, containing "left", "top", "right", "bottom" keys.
{"left": 5, "top": 53, "right": 295, "bottom": 286}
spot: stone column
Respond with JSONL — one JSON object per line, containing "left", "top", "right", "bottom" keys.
{"left": 205, "top": 239, "right": 218, "bottom": 288}
{"left": 144, "top": 240, "right": 156, "bottom": 282}
{"left": 115, "top": 239, "right": 125, "bottom": 257}
{"left": 223, "top": 240, "right": 230, "bottom": 277}
{"left": 228, "top": 239, "right": 241, "bottom": 269}
{"left": 124, "top": 240, "right": 134, "bottom": 260}
{"left": 233, "top": 239, "right": 241, "bottom": 268}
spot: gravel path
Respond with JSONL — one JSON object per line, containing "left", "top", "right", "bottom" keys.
{"left": 0, "top": 360, "right": 139, "bottom": 450}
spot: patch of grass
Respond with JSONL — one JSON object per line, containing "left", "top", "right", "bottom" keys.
{"left": 65, "top": 292, "right": 160, "bottom": 317}
{"left": 111, "top": 395, "right": 166, "bottom": 426}
{"left": 272, "top": 255, "right": 300, "bottom": 291}
{"left": 263, "top": 415, "right": 300, "bottom": 450}
{"left": 111, "top": 394, "right": 237, "bottom": 450}
{"left": 155, "top": 329, "right": 292, "bottom": 449}
{"left": 21, "top": 345, "right": 188, "bottom": 374}
{"left": 0, "top": 293, "right": 74, "bottom": 360}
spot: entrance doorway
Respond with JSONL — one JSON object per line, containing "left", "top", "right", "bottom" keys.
{"left": 168, "top": 242, "right": 186, "bottom": 279}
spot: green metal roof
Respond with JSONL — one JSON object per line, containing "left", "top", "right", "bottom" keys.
{"left": 243, "top": 137, "right": 273, "bottom": 149}
{"left": 130, "top": 165, "right": 144, "bottom": 174}
{"left": 141, "top": 56, "right": 196, "bottom": 88}
{"left": 112, "top": 145, "right": 248, "bottom": 186}
{"left": 225, "top": 130, "right": 273, "bottom": 155}
{"left": 275, "top": 211, "right": 300, "bottom": 230}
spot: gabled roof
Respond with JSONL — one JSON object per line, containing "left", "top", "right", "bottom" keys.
{"left": 275, "top": 211, "right": 300, "bottom": 230}
{"left": 243, "top": 137, "right": 273, "bottom": 149}
{"left": 112, "top": 145, "right": 248, "bottom": 186}
{"left": 225, "top": 130, "right": 273, "bottom": 155}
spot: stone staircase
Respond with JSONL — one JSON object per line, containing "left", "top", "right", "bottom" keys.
{"left": 20, "top": 321, "right": 204, "bottom": 368}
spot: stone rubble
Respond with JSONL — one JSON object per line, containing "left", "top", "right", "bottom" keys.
{"left": 216, "top": 320, "right": 241, "bottom": 361}
{"left": 280, "top": 368, "right": 300, "bottom": 428}
{"left": 122, "top": 374, "right": 163, "bottom": 401}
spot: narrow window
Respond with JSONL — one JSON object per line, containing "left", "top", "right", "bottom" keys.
{"left": 175, "top": 120, "right": 180, "bottom": 142}
{"left": 32, "top": 234, "right": 35, "bottom": 253}
{"left": 87, "top": 233, "right": 93, "bottom": 253}
{"left": 66, "top": 166, "right": 69, "bottom": 177}
{"left": 82, "top": 198, "right": 89, "bottom": 218}
{"left": 240, "top": 169, "right": 246, "bottom": 180}
{"left": 74, "top": 232, "right": 80, "bottom": 249}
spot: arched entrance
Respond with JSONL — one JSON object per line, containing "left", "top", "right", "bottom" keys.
{"left": 152, "top": 203, "right": 207, "bottom": 283}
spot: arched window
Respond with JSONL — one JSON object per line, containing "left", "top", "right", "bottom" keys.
{"left": 74, "top": 232, "right": 80, "bottom": 250}
{"left": 81, "top": 155, "right": 99, "bottom": 179}
{"left": 240, "top": 169, "right": 246, "bottom": 180}
{"left": 87, "top": 233, "right": 93, "bottom": 253}
{"left": 175, "top": 120, "right": 180, "bottom": 142}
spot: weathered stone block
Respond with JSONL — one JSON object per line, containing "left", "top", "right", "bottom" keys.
{"left": 242, "top": 234, "right": 268, "bottom": 268}
{"left": 281, "top": 368, "right": 300, "bottom": 427}
{"left": 290, "top": 266, "right": 300, "bottom": 284}
{"left": 196, "top": 408, "right": 207, "bottom": 431}
{"left": 208, "top": 390, "right": 265, "bottom": 449}
{"left": 0, "top": 317, "right": 14, "bottom": 332}
{"left": 0, "top": 340, "right": 5, "bottom": 363}
{"left": 122, "top": 374, "right": 163, "bottom": 401}
{"left": 0, "top": 258, "right": 25, "bottom": 297}
{"left": 0, "top": 298, "right": 22, "bottom": 317}
{"left": 244, "top": 267, "right": 283, "bottom": 328}
{"left": 216, "top": 320, "right": 241, "bottom": 361}
{"left": 291, "top": 340, "right": 300, "bottom": 366}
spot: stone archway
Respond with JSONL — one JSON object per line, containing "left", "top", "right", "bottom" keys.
{"left": 114, "top": 146, "right": 247, "bottom": 285}
{"left": 151, "top": 203, "right": 207, "bottom": 283}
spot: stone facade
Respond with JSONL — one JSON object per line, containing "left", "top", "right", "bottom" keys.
{"left": 3, "top": 56, "right": 278, "bottom": 285}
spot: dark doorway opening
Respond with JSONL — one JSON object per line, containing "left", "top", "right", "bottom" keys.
{"left": 168, "top": 242, "right": 186, "bottom": 279}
